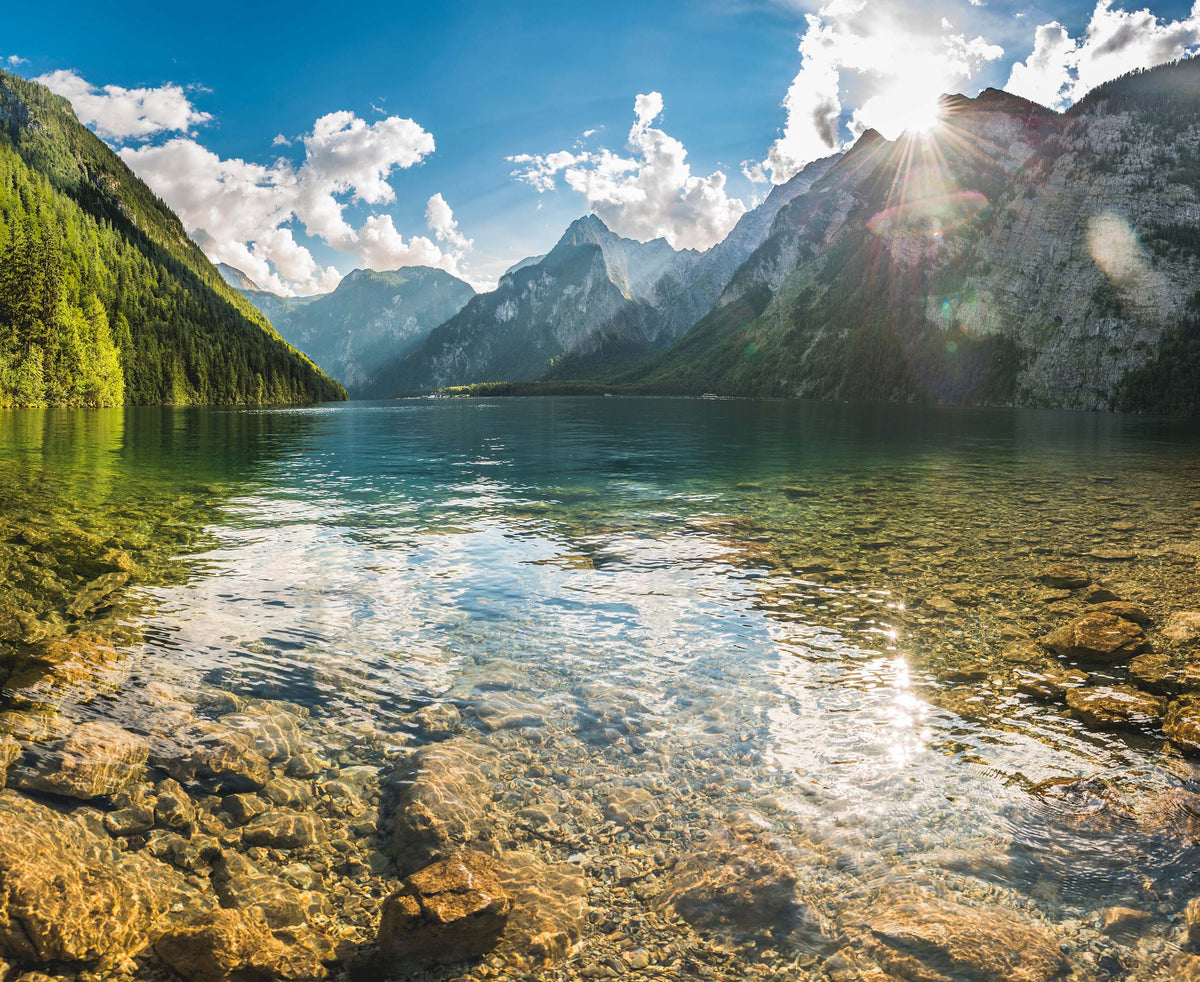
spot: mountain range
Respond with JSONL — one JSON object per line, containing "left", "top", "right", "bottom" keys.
{"left": 217, "top": 58, "right": 1200, "bottom": 414}
{"left": 0, "top": 70, "right": 343, "bottom": 407}
{"left": 221, "top": 265, "right": 474, "bottom": 398}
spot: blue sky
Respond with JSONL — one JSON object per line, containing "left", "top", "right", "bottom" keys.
{"left": 4, "top": 0, "right": 1199, "bottom": 293}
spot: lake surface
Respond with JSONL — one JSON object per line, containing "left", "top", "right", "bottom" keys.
{"left": 5, "top": 397, "right": 1200, "bottom": 980}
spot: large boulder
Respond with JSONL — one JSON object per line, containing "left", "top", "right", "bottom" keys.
{"left": 154, "top": 908, "right": 325, "bottom": 982}
{"left": 376, "top": 851, "right": 511, "bottom": 969}
{"left": 11, "top": 720, "right": 148, "bottom": 800}
{"left": 1042, "top": 612, "right": 1148, "bottom": 663}
{"left": 0, "top": 790, "right": 202, "bottom": 966}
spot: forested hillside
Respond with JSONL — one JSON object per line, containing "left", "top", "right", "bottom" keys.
{"left": 0, "top": 70, "right": 344, "bottom": 407}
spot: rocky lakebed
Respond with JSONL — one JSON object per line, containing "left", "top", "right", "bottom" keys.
{"left": 3, "top": 400, "right": 1200, "bottom": 982}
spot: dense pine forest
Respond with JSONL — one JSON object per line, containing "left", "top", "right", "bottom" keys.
{"left": 0, "top": 71, "right": 344, "bottom": 407}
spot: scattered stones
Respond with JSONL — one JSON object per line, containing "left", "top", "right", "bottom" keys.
{"left": 1042, "top": 611, "right": 1148, "bottom": 663}
{"left": 1065, "top": 685, "right": 1166, "bottom": 729}
{"left": 12, "top": 721, "right": 148, "bottom": 800}
{"left": 376, "top": 851, "right": 511, "bottom": 969}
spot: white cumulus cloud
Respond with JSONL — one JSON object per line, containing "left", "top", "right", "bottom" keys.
{"left": 508, "top": 92, "right": 746, "bottom": 251}
{"left": 118, "top": 111, "right": 479, "bottom": 295}
{"left": 1006, "top": 0, "right": 1200, "bottom": 110}
{"left": 35, "top": 69, "right": 212, "bottom": 141}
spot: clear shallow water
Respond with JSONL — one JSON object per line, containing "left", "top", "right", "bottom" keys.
{"left": 6, "top": 397, "right": 1200, "bottom": 977}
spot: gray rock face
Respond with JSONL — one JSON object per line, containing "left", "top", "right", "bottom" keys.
{"left": 633, "top": 67, "right": 1200, "bottom": 408}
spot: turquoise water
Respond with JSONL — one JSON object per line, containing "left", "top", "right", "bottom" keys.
{"left": 6, "top": 397, "right": 1200, "bottom": 976}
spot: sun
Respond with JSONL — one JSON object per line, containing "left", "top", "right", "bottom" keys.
{"left": 865, "top": 76, "right": 946, "bottom": 139}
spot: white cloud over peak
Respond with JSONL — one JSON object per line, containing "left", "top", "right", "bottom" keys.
{"left": 35, "top": 69, "right": 212, "bottom": 141}
{"left": 508, "top": 92, "right": 746, "bottom": 251}
{"left": 759, "top": 3, "right": 1004, "bottom": 183}
{"left": 117, "top": 111, "right": 478, "bottom": 295}
{"left": 1006, "top": 0, "right": 1200, "bottom": 110}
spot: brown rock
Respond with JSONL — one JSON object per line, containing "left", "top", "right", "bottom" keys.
{"left": 12, "top": 721, "right": 148, "bottom": 800}
{"left": 164, "top": 722, "right": 270, "bottom": 793}
{"left": 1037, "top": 564, "right": 1090, "bottom": 589}
{"left": 376, "top": 851, "right": 511, "bottom": 968}
{"left": 858, "top": 891, "right": 1067, "bottom": 982}
{"left": 389, "top": 739, "right": 499, "bottom": 874}
{"left": 1165, "top": 698, "right": 1200, "bottom": 755}
{"left": 242, "top": 808, "right": 326, "bottom": 850}
{"left": 1042, "top": 611, "right": 1148, "bottom": 663}
{"left": 1130, "top": 653, "right": 1200, "bottom": 695}
{"left": 1100, "top": 906, "right": 1153, "bottom": 937}
{"left": 222, "top": 792, "right": 270, "bottom": 826}
{"left": 1161, "top": 953, "right": 1200, "bottom": 982}
{"left": 1065, "top": 685, "right": 1166, "bottom": 729}
{"left": 154, "top": 777, "right": 196, "bottom": 830}
{"left": 154, "top": 908, "right": 324, "bottom": 982}
{"left": 0, "top": 789, "right": 201, "bottom": 965}
{"left": 1187, "top": 896, "right": 1200, "bottom": 949}
{"left": 1088, "top": 600, "right": 1151, "bottom": 625}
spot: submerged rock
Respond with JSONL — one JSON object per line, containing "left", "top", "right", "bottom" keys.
{"left": 658, "top": 826, "right": 829, "bottom": 947}
{"left": 388, "top": 739, "right": 499, "bottom": 874}
{"left": 164, "top": 722, "right": 271, "bottom": 793}
{"left": 1130, "top": 653, "right": 1200, "bottom": 695}
{"left": 492, "top": 850, "right": 588, "bottom": 967}
{"left": 1037, "top": 565, "right": 1090, "bottom": 590}
{"left": 1164, "top": 697, "right": 1200, "bottom": 754}
{"left": 376, "top": 851, "right": 511, "bottom": 968}
{"left": 1163, "top": 612, "right": 1200, "bottom": 647}
{"left": 212, "top": 852, "right": 326, "bottom": 930}
{"left": 154, "top": 908, "right": 325, "bottom": 982}
{"left": 242, "top": 808, "right": 326, "bottom": 850}
{"left": 855, "top": 891, "right": 1067, "bottom": 982}
{"left": 1042, "top": 611, "right": 1148, "bottom": 663}
{"left": 12, "top": 720, "right": 148, "bottom": 800}
{"left": 0, "top": 790, "right": 200, "bottom": 965}
{"left": 1065, "top": 685, "right": 1166, "bottom": 729}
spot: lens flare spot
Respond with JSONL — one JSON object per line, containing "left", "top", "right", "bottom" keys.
{"left": 868, "top": 191, "right": 988, "bottom": 239}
